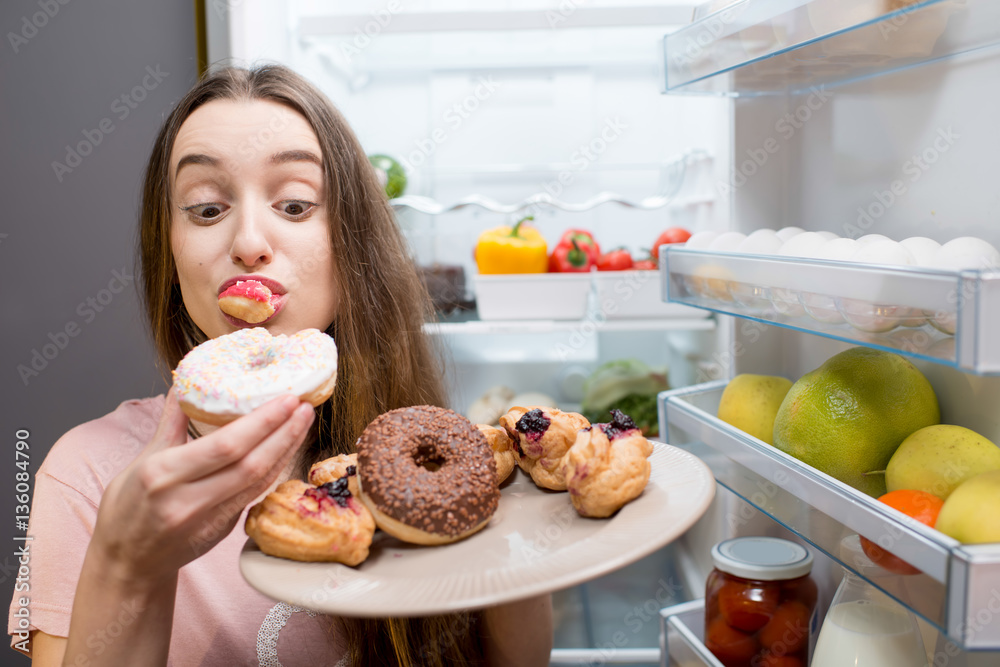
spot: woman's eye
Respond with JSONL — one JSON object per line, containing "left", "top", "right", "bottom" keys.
{"left": 278, "top": 200, "right": 316, "bottom": 219}
{"left": 182, "top": 203, "right": 228, "bottom": 221}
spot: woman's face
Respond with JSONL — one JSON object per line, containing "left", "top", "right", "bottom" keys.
{"left": 170, "top": 99, "right": 338, "bottom": 339}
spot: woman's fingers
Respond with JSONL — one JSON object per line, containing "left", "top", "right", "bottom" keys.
{"left": 145, "top": 389, "right": 191, "bottom": 454}
{"left": 185, "top": 405, "right": 314, "bottom": 550}
{"left": 153, "top": 395, "right": 301, "bottom": 485}
{"left": 174, "top": 403, "right": 314, "bottom": 549}
{"left": 187, "top": 402, "right": 314, "bottom": 499}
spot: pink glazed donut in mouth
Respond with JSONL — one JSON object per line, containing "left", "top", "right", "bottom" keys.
{"left": 218, "top": 279, "right": 278, "bottom": 324}
{"left": 172, "top": 327, "right": 338, "bottom": 425}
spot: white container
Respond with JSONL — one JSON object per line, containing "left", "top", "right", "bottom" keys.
{"left": 473, "top": 272, "right": 592, "bottom": 321}
{"left": 594, "top": 270, "right": 709, "bottom": 320}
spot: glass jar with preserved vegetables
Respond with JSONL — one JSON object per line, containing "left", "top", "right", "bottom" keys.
{"left": 705, "top": 537, "right": 817, "bottom": 667}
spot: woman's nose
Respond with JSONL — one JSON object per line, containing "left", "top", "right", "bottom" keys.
{"left": 229, "top": 209, "right": 273, "bottom": 269}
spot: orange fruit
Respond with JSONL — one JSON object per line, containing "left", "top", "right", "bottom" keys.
{"left": 860, "top": 489, "right": 943, "bottom": 574}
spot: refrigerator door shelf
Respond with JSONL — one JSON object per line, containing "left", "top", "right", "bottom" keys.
{"left": 659, "top": 381, "right": 1000, "bottom": 649}
{"left": 659, "top": 599, "right": 725, "bottom": 667}
{"left": 663, "top": 0, "right": 1000, "bottom": 96}
{"left": 661, "top": 247, "right": 1000, "bottom": 375}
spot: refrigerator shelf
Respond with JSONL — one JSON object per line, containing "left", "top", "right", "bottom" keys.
{"left": 425, "top": 316, "right": 715, "bottom": 336}
{"left": 390, "top": 150, "right": 711, "bottom": 215}
{"left": 660, "top": 247, "right": 1000, "bottom": 375}
{"left": 659, "top": 599, "right": 724, "bottom": 667}
{"left": 663, "top": 0, "right": 1000, "bottom": 96}
{"left": 660, "top": 381, "right": 1000, "bottom": 649}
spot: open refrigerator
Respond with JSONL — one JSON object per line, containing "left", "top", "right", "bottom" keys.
{"left": 210, "top": 0, "right": 1000, "bottom": 663}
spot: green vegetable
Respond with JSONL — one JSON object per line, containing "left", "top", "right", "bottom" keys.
{"left": 368, "top": 154, "right": 407, "bottom": 199}
{"left": 582, "top": 359, "right": 669, "bottom": 436}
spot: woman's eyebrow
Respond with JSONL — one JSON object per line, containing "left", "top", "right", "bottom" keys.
{"left": 175, "top": 153, "right": 219, "bottom": 178}
{"left": 268, "top": 149, "right": 322, "bottom": 167}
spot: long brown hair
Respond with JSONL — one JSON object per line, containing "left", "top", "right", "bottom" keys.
{"left": 137, "top": 64, "right": 484, "bottom": 666}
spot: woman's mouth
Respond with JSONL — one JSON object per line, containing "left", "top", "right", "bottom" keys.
{"left": 218, "top": 277, "right": 287, "bottom": 326}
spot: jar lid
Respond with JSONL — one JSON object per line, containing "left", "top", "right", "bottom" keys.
{"left": 711, "top": 537, "right": 813, "bottom": 581}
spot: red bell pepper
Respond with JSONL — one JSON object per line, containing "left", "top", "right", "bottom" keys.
{"left": 557, "top": 229, "right": 601, "bottom": 260}
{"left": 550, "top": 239, "right": 596, "bottom": 272}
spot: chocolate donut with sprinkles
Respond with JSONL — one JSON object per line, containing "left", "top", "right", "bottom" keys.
{"left": 356, "top": 405, "right": 500, "bottom": 546}
{"left": 172, "top": 327, "right": 338, "bottom": 426}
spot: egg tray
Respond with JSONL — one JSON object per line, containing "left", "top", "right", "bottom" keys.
{"left": 660, "top": 247, "right": 1000, "bottom": 375}
{"left": 659, "top": 381, "right": 1000, "bottom": 650}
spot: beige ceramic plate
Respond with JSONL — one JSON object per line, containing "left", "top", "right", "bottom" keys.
{"left": 240, "top": 442, "right": 715, "bottom": 616}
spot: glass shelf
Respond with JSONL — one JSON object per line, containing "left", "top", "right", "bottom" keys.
{"left": 660, "top": 247, "right": 1000, "bottom": 375}
{"left": 659, "top": 381, "right": 1000, "bottom": 649}
{"left": 425, "top": 316, "right": 715, "bottom": 336}
{"left": 390, "top": 150, "right": 712, "bottom": 215}
{"left": 663, "top": 0, "right": 1000, "bottom": 96}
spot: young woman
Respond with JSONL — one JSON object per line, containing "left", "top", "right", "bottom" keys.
{"left": 11, "top": 64, "right": 552, "bottom": 666}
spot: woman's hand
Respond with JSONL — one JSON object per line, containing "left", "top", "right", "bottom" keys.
{"left": 92, "top": 389, "right": 315, "bottom": 584}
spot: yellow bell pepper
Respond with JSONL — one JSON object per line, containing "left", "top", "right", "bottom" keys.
{"left": 475, "top": 216, "right": 548, "bottom": 274}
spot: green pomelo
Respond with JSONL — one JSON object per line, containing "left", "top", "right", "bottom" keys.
{"left": 772, "top": 347, "right": 940, "bottom": 497}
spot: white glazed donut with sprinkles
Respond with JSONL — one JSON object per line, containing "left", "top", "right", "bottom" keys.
{"left": 172, "top": 327, "right": 338, "bottom": 425}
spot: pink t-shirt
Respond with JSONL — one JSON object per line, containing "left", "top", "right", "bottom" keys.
{"left": 7, "top": 396, "right": 348, "bottom": 666}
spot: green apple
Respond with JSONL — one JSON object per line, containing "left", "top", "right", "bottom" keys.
{"left": 886, "top": 424, "right": 1000, "bottom": 500}
{"left": 935, "top": 470, "right": 1000, "bottom": 544}
{"left": 717, "top": 374, "right": 793, "bottom": 445}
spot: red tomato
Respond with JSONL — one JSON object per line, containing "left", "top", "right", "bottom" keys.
{"left": 705, "top": 617, "right": 759, "bottom": 666}
{"left": 651, "top": 227, "right": 692, "bottom": 259}
{"left": 633, "top": 258, "right": 657, "bottom": 270}
{"left": 596, "top": 249, "right": 634, "bottom": 271}
{"left": 758, "top": 601, "right": 810, "bottom": 654}
{"left": 717, "top": 580, "right": 779, "bottom": 632}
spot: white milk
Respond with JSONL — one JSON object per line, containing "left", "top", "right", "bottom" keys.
{"left": 812, "top": 601, "right": 929, "bottom": 667}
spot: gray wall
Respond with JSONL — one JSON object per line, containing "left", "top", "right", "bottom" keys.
{"left": 1, "top": 0, "right": 198, "bottom": 661}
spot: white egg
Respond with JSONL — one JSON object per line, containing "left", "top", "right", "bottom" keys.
{"left": 818, "top": 238, "right": 860, "bottom": 262}
{"left": 730, "top": 231, "right": 781, "bottom": 308}
{"left": 930, "top": 237, "right": 1000, "bottom": 271}
{"left": 684, "top": 230, "right": 719, "bottom": 250}
{"left": 841, "top": 240, "right": 917, "bottom": 333}
{"left": 738, "top": 229, "right": 783, "bottom": 255}
{"left": 924, "top": 237, "right": 999, "bottom": 334}
{"left": 681, "top": 231, "right": 719, "bottom": 298}
{"left": 796, "top": 238, "right": 846, "bottom": 324}
{"left": 776, "top": 226, "right": 805, "bottom": 241}
{"left": 778, "top": 232, "right": 827, "bottom": 258}
{"left": 708, "top": 231, "right": 748, "bottom": 252}
{"left": 816, "top": 231, "right": 840, "bottom": 241}
{"left": 899, "top": 237, "right": 942, "bottom": 267}
{"left": 700, "top": 233, "right": 747, "bottom": 302}
{"left": 857, "top": 234, "right": 892, "bottom": 245}
{"left": 771, "top": 233, "right": 828, "bottom": 318}
{"left": 850, "top": 240, "right": 916, "bottom": 266}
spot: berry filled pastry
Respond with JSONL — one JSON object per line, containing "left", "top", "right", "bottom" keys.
{"left": 499, "top": 406, "right": 590, "bottom": 491}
